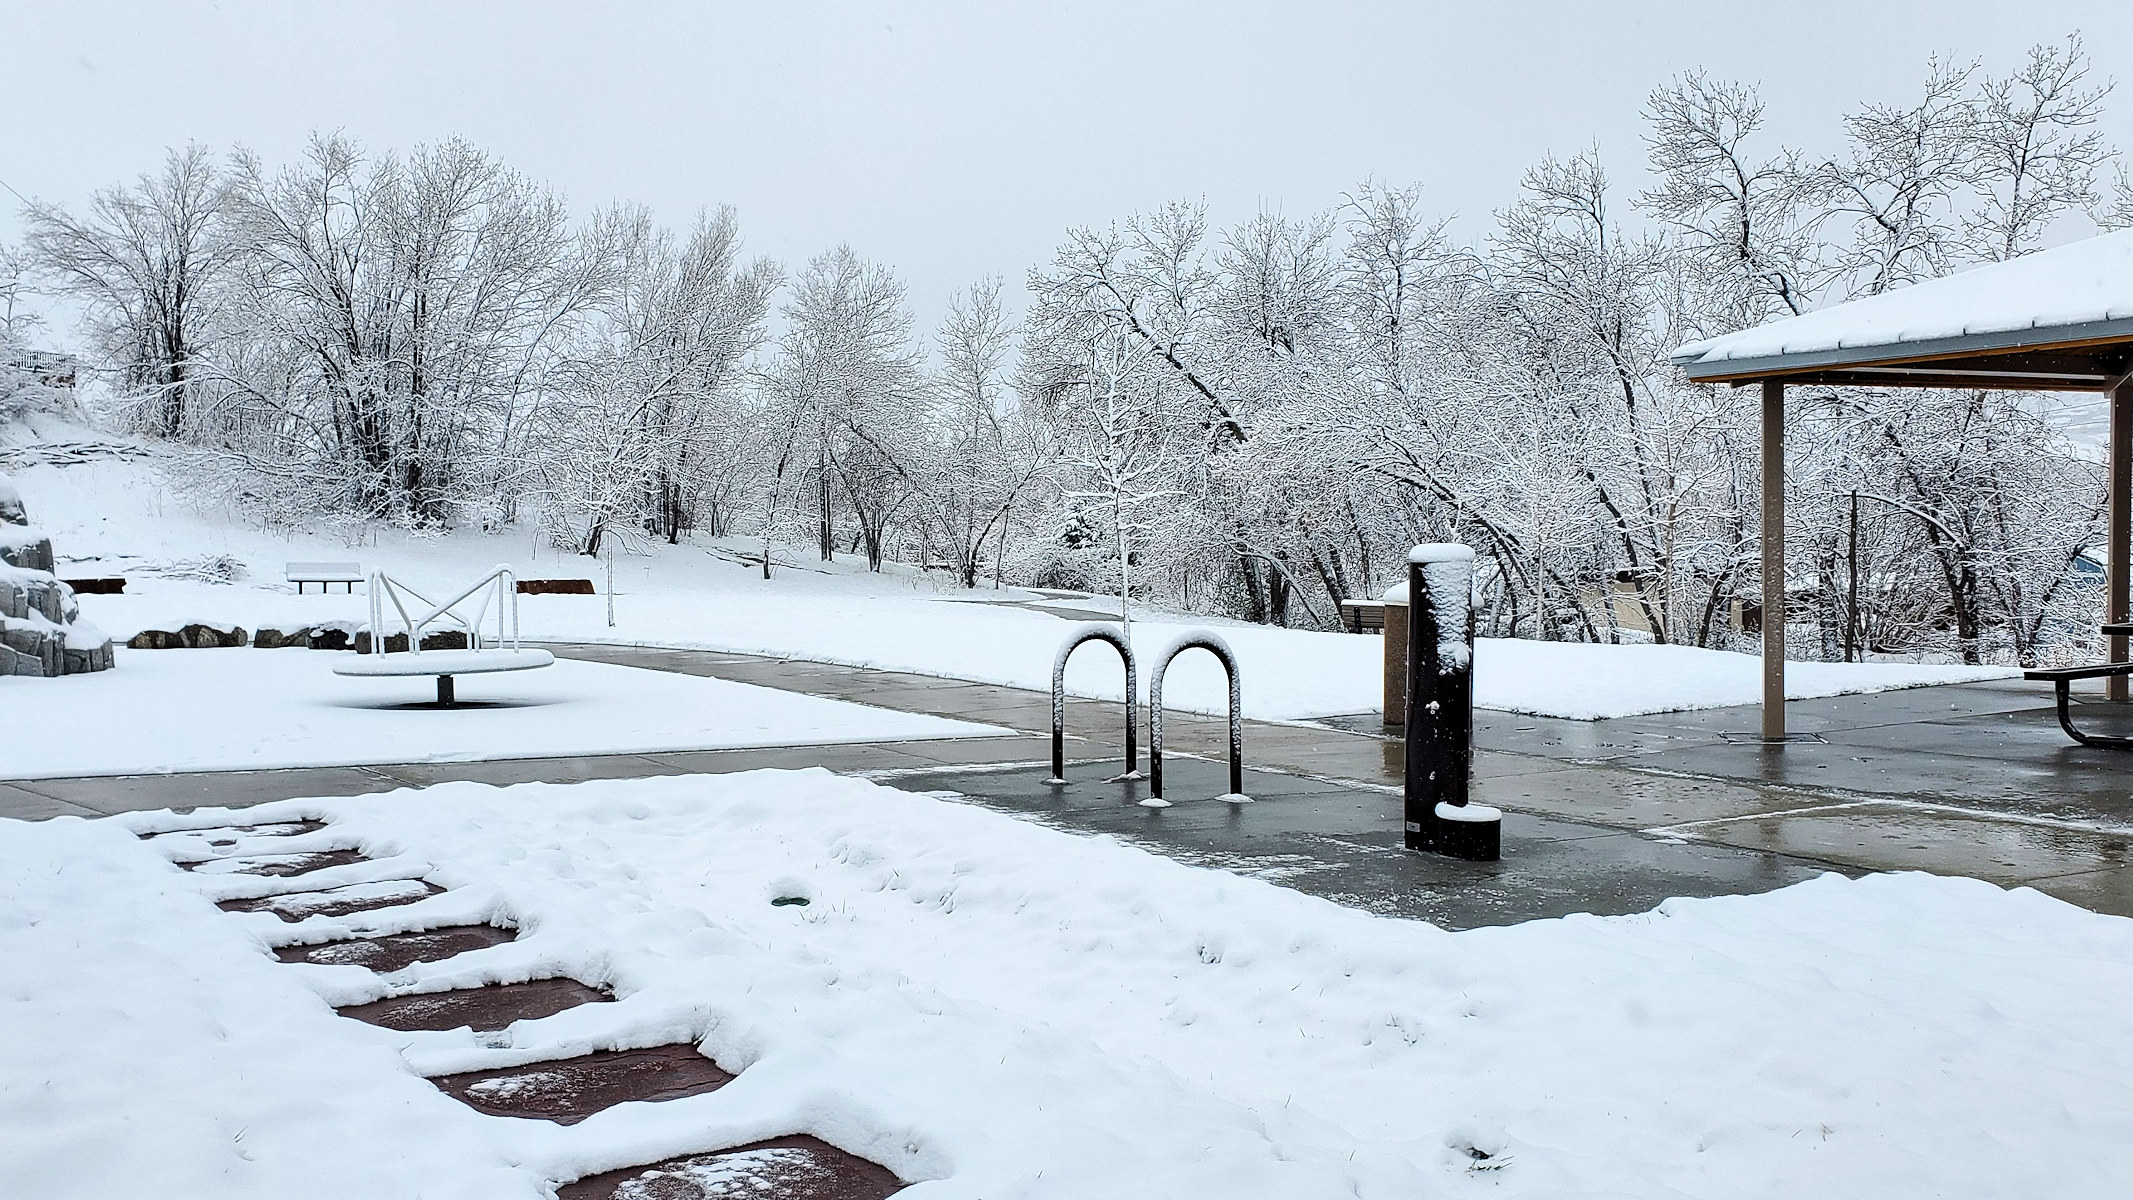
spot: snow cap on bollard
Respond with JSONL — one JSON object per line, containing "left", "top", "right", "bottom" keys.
{"left": 1407, "top": 543, "right": 1475, "bottom": 565}
{"left": 1379, "top": 580, "right": 1408, "bottom": 603}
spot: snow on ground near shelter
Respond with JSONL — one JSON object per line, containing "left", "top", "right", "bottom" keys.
{"left": 6, "top": 771, "right": 2133, "bottom": 1199}
{"left": 24, "top": 458, "right": 2015, "bottom": 722}
{"left": 0, "top": 649, "right": 1003, "bottom": 779}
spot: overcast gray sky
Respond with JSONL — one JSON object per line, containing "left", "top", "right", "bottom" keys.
{"left": 5, "top": 0, "right": 2131, "bottom": 342}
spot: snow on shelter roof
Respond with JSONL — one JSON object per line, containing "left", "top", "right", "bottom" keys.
{"left": 1670, "top": 229, "right": 2133, "bottom": 389}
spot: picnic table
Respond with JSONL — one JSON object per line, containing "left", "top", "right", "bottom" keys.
{"left": 287, "top": 561, "right": 364, "bottom": 594}
{"left": 2023, "top": 623, "right": 2133, "bottom": 748}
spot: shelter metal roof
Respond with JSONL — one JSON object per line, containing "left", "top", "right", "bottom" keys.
{"left": 1671, "top": 229, "right": 2133, "bottom": 391}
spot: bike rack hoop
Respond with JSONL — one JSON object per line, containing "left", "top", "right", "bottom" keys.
{"left": 1049, "top": 623, "right": 1140, "bottom": 784}
{"left": 1146, "top": 629, "right": 1247, "bottom": 807}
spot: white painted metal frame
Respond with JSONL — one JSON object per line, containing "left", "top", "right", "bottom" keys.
{"left": 365, "top": 563, "right": 524, "bottom": 657}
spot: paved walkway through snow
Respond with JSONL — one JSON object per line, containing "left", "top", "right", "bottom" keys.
{"left": 8, "top": 643, "right": 2131, "bottom": 923}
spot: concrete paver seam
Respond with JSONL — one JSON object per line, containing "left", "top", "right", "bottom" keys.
{"left": 1624, "top": 765, "right": 2133, "bottom": 840}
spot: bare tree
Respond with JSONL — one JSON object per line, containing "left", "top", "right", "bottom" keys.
{"left": 1966, "top": 34, "right": 2112, "bottom": 261}
{"left": 764, "top": 246, "right": 924, "bottom": 569}
{"left": 1643, "top": 75, "right": 1819, "bottom": 329}
{"left": 21, "top": 143, "right": 234, "bottom": 437}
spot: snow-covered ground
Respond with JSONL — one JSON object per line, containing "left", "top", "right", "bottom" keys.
{"left": 7, "top": 771, "right": 2132, "bottom": 1198}
{"left": 0, "top": 649, "right": 1002, "bottom": 779}
{"left": 17, "top": 457, "right": 2016, "bottom": 722}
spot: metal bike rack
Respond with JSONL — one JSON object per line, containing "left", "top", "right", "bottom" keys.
{"left": 1048, "top": 623, "right": 1140, "bottom": 784}
{"left": 1146, "top": 629, "right": 1247, "bottom": 807}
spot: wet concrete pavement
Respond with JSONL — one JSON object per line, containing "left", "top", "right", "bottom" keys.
{"left": 9, "top": 642, "right": 2133, "bottom": 925}
{"left": 878, "top": 756, "right": 1829, "bottom": 928}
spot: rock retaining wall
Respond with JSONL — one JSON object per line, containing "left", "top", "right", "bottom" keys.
{"left": 0, "top": 471, "right": 116, "bottom": 678}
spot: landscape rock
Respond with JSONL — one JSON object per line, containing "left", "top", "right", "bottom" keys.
{"left": 1, "top": 620, "right": 61, "bottom": 676}
{"left": 0, "top": 473, "right": 116, "bottom": 677}
{"left": 353, "top": 629, "right": 469, "bottom": 654}
{"left": 180, "top": 623, "right": 247, "bottom": 649}
{"left": 0, "top": 528, "right": 55, "bottom": 573}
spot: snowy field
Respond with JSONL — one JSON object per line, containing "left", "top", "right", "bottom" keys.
{"left": 5, "top": 770, "right": 2131, "bottom": 1198}
{"left": 0, "top": 649, "right": 1003, "bottom": 779}
{"left": 18, "top": 459, "right": 2015, "bottom": 723}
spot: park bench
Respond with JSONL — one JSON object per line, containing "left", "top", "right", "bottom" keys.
{"left": 1339, "top": 598, "right": 1388, "bottom": 634}
{"left": 287, "top": 561, "right": 364, "bottom": 594}
{"left": 2024, "top": 661, "right": 2133, "bottom": 749}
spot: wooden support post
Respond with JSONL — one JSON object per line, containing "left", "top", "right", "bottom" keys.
{"left": 1382, "top": 595, "right": 1409, "bottom": 728}
{"left": 2111, "top": 381, "right": 2132, "bottom": 701}
{"left": 1761, "top": 380, "right": 1786, "bottom": 740}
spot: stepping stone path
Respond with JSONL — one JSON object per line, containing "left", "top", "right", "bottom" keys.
{"left": 274, "top": 923, "right": 517, "bottom": 972}
{"left": 183, "top": 847, "right": 371, "bottom": 878}
{"left": 219, "top": 878, "right": 446, "bottom": 922}
{"left": 429, "top": 1044, "right": 737, "bottom": 1123}
{"left": 557, "top": 1137, "right": 904, "bottom": 1200}
{"left": 339, "top": 977, "right": 616, "bottom": 1033}
{"left": 146, "top": 818, "right": 908, "bottom": 1199}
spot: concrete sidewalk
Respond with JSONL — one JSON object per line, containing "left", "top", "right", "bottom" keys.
{"left": 7, "top": 641, "right": 2130, "bottom": 924}
{"left": 546, "top": 644, "right": 2133, "bottom": 919}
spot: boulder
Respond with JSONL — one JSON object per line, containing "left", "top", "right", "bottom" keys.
{"left": 1, "top": 621, "right": 62, "bottom": 676}
{"left": 128, "top": 628, "right": 184, "bottom": 650}
{"left": 0, "top": 529, "right": 54, "bottom": 573}
{"left": 252, "top": 627, "right": 297, "bottom": 649}
{"left": 352, "top": 629, "right": 469, "bottom": 654}
{"left": 179, "top": 622, "right": 247, "bottom": 649}
{"left": 0, "top": 475, "right": 116, "bottom": 677}
{"left": 309, "top": 624, "right": 355, "bottom": 651}
{"left": 26, "top": 578, "right": 66, "bottom": 623}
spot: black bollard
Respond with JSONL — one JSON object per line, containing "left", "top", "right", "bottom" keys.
{"left": 1403, "top": 544, "right": 1501, "bottom": 861}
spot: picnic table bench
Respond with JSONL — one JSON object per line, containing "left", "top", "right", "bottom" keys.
{"left": 2025, "top": 622, "right": 2133, "bottom": 748}
{"left": 287, "top": 561, "right": 364, "bottom": 594}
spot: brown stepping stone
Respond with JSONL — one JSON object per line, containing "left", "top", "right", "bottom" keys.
{"left": 142, "top": 820, "right": 326, "bottom": 845}
{"left": 338, "top": 978, "right": 613, "bottom": 1032}
{"left": 276, "top": 924, "right": 515, "bottom": 972}
{"left": 185, "top": 848, "right": 370, "bottom": 878}
{"left": 557, "top": 1136, "right": 904, "bottom": 1200}
{"left": 220, "top": 879, "right": 446, "bottom": 922}
{"left": 429, "top": 1043, "right": 736, "bottom": 1124}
